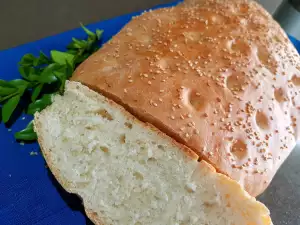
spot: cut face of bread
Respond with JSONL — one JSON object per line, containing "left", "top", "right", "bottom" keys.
{"left": 34, "top": 81, "right": 272, "bottom": 225}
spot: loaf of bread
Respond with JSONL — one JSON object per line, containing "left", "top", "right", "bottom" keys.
{"left": 72, "top": 0, "right": 300, "bottom": 196}
{"left": 34, "top": 81, "right": 272, "bottom": 225}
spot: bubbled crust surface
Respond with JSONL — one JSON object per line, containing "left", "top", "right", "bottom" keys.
{"left": 72, "top": 0, "right": 300, "bottom": 196}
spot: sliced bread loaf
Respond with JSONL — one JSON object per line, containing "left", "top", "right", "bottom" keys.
{"left": 34, "top": 81, "right": 272, "bottom": 225}
{"left": 72, "top": 0, "right": 300, "bottom": 197}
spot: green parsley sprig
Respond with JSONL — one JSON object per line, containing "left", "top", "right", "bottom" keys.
{"left": 0, "top": 25, "right": 103, "bottom": 141}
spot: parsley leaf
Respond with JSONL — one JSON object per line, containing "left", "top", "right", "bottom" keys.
{"left": 0, "top": 25, "right": 103, "bottom": 141}
{"left": 14, "top": 121, "right": 37, "bottom": 141}
{"left": 2, "top": 95, "right": 21, "bottom": 123}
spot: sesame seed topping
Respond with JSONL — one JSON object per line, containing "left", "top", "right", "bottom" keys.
{"left": 148, "top": 81, "right": 152, "bottom": 85}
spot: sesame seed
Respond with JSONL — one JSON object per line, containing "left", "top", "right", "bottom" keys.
{"left": 124, "top": 89, "right": 128, "bottom": 93}
{"left": 158, "top": 98, "right": 163, "bottom": 102}
{"left": 187, "top": 114, "right": 192, "bottom": 118}
{"left": 180, "top": 115, "right": 185, "bottom": 120}
{"left": 160, "top": 90, "right": 164, "bottom": 93}
{"left": 148, "top": 81, "right": 152, "bottom": 85}
{"left": 128, "top": 79, "right": 133, "bottom": 83}
{"left": 171, "top": 116, "right": 175, "bottom": 120}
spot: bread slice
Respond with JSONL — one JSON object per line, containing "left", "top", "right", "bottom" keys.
{"left": 34, "top": 81, "right": 272, "bottom": 225}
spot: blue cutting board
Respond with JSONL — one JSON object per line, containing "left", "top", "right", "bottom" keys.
{"left": 0, "top": 1, "right": 299, "bottom": 224}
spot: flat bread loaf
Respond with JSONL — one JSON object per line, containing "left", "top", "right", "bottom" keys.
{"left": 72, "top": 0, "right": 300, "bottom": 196}
{"left": 34, "top": 81, "right": 272, "bottom": 225}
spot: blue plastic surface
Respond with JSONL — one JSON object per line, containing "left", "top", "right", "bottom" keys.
{"left": 0, "top": 1, "right": 299, "bottom": 224}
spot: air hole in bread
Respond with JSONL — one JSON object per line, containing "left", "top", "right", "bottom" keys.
{"left": 133, "top": 171, "right": 144, "bottom": 180}
{"left": 292, "top": 75, "right": 300, "bottom": 86}
{"left": 124, "top": 122, "right": 133, "bottom": 129}
{"left": 256, "top": 110, "right": 270, "bottom": 130}
{"left": 257, "top": 47, "right": 270, "bottom": 65}
{"left": 97, "top": 109, "right": 113, "bottom": 121}
{"left": 85, "top": 125, "right": 95, "bottom": 130}
{"left": 120, "top": 134, "right": 126, "bottom": 144}
{"left": 157, "top": 145, "right": 165, "bottom": 150}
{"left": 274, "top": 88, "right": 288, "bottom": 102}
{"left": 228, "top": 40, "right": 250, "bottom": 55}
{"left": 226, "top": 74, "right": 245, "bottom": 92}
{"left": 147, "top": 157, "right": 157, "bottom": 162}
{"left": 189, "top": 92, "right": 207, "bottom": 111}
{"left": 230, "top": 139, "right": 247, "bottom": 159}
{"left": 273, "top": 35, "right": 282, "bottom": 43}
{"left": 204, "top": 202, "right": 216, "bottom": 208}
{"left": 100, "top": 146, "right": 109, "bottom": 153}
